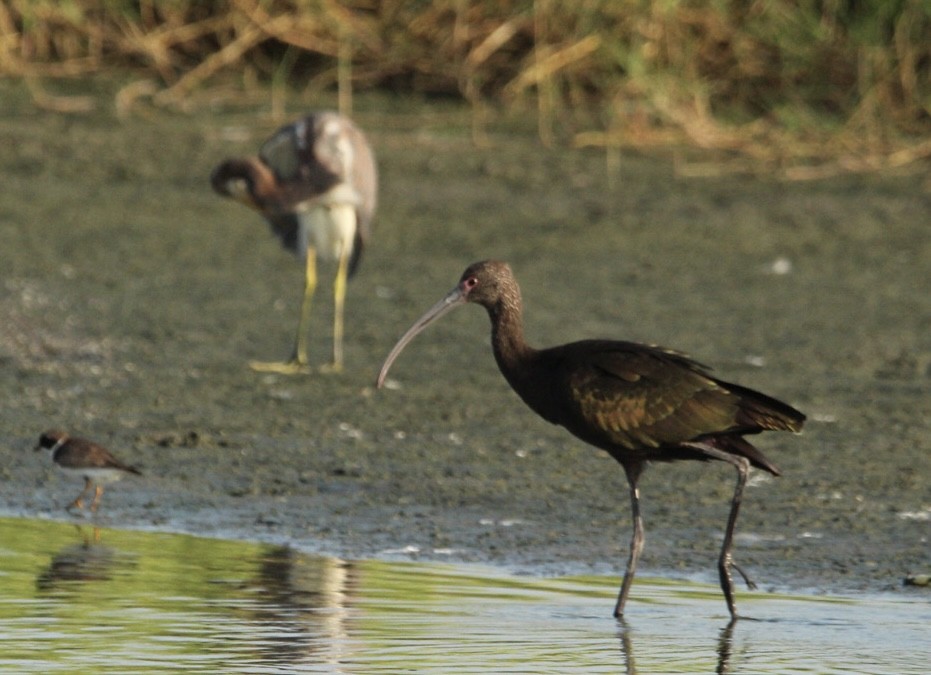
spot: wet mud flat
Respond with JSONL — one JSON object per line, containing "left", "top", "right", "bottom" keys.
{"left": 0, "top": 79, "right": 928, "bottom": 600}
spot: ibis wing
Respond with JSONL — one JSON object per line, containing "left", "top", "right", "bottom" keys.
{"left": 562, "top": 343, "right": 742, "bottom": 450}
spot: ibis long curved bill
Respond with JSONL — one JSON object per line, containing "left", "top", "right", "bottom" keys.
{"left": 376, "top": 284, "right": 468, "bottom": 388}
{"left": 372, "top": 259, "right": 805, "bottom": 620}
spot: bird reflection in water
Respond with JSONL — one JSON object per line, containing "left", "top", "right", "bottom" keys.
{"left": 35, "top": 525, "right": 135, "bottom": 592}
{"left": 237, "top": 546, "right": 357, "bottom": 670}
{"left": 616, "top": 618, "right": 738, "bottom": 674}
{"left": 715, "top": 620, "right": 738, "bottom": 675}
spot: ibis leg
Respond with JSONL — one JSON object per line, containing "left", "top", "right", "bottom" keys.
{"left": 684, "top": 442, "right": 753, "bottom": 619}
{"left": 718, "top": 455, "right": 751, "bottom": 618}
{"left": 250, "top": 246, "right": 317, "bottom": 374}
{"left": 614, "top": 462, "right": 646, "bottom": 618}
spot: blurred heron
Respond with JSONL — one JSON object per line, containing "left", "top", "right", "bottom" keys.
{"left": 212, "top": 112, "right": 378, "bottom": 374}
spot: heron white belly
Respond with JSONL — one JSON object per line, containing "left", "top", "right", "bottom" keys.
{"left": 297, "top": 203, "right": 357, "bottom": 261}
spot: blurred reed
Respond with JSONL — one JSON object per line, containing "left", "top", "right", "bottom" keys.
{"left": 1, "top": 0, "right": 929, "bottom": 177}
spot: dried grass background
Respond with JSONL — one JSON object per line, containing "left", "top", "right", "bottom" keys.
{"left": 2, "top": 0, "right": 930, "bottom": 178}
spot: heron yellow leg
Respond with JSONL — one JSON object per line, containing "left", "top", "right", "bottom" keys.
{"left": 250, "top": 247, "right": 317, "bottom": 375}
{"left": 293, "top": 246, "right": 317, "bottom": 367}
{"left": 324, "top": 244, "right": 350, "bottom": 373}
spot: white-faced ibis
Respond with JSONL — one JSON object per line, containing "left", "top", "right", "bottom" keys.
{"left": 35, "top": 430, "right": 142, "bottom": 513}
{"left": 211, "top": 111, "right": 378, "bottom": 374}
{"left": 376, "top": 260, "right": 805, "bottom": 619}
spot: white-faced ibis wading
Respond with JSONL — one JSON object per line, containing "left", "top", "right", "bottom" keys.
{"left": 211, "top": 111, "right": 378, "bottom": 374}
{"left": 376, "top": 260, "right": 805, "bottom": 619}
{"left": 35, "top": 430, "right": 142, "bottom": 513}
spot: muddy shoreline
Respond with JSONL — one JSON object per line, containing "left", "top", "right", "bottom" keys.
{"left": 1, "top": 80, "right": 929, "bottom": 599}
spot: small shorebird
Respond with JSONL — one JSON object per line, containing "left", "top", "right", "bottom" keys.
{"left": 35, "top": 430, "right": 142, "bottom": 513}
{"left": 211, "top": 111, "right": 378, "bottom": 374}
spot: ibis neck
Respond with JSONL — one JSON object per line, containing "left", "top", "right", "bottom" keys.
{"left": 487, "top": 295, "right": 535, "bottom": 374}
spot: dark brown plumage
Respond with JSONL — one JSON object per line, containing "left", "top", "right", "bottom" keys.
{"left": 377, "top": 260, "right": 805, "bottom": 619}
{"left": 35, "top": 430, "right": 142, "bottom": 513}
{"left": 211, "top": 111, "right": 378, "bottom": 374}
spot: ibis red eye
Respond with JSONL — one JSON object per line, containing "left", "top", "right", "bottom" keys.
{"left": 463, "top": 276, "right": 479, "bottom": 290}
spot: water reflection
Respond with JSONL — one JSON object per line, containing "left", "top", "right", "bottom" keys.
{"left": 36, "top": 525, "right": 136, "bottom": 592}
{"left": 0, "top": 516, "right": 926, "bottom": 674}
{"left": 616, "top": 617, "right": 736, "bottom": 674}
{"left": 240, "top": 546, "right": 356, "bottom": 669}
{"left": 616, "top": 619, "right": 637, "bottom": 675}
{"left": 715, "top": 620, "right": 737, "bottom": 675}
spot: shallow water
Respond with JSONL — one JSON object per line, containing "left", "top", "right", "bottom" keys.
{"left": 1, "top": 518, "right": 927, "bottom": 674}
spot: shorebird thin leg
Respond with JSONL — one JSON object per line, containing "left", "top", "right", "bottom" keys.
{"left": 90, "top": 485, "right": 104, "bottom": 512}
{"left": 68, "top": 477, "right": 94, "bottom": 511}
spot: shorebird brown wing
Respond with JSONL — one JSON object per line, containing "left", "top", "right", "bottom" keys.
{"left": 55, "top": 438, "right": 141, "bottom": 475}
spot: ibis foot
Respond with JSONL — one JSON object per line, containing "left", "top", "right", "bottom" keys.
{"left": 732, "top": 562, "right": 758, "bottom": 590}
